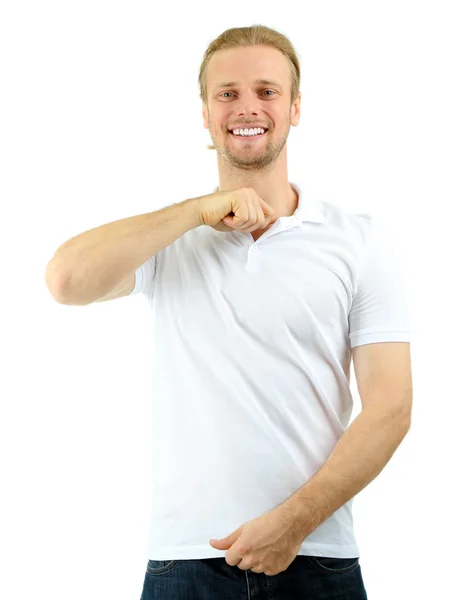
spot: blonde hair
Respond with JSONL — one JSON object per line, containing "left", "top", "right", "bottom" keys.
{"left": 198, "top": 25, "right": 301, "bottom": 150}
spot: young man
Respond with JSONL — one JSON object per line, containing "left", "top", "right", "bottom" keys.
{"left": 47, "top": 24, "right": 412, "bottom": 600}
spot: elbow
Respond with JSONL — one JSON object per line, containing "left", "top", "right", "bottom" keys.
{"left": 45, "top": 260, "right": 70, "bottom": 304}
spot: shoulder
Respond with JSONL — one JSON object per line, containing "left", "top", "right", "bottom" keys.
{"left": 318, "top": 199, "right": 375, "bottom": 243}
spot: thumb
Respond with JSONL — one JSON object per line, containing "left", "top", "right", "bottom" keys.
{"left": 209, "top": 536, "right": 231, "bottom": 548}
{"left": 210, "top": 525, "right": 243, "bottom": 550}
{"left": 210, "top": 525, "right": 242, "bottom": 548}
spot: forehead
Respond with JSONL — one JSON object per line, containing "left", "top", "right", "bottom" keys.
{"left": 206, "top": 45, "right": 290, "bottom": 92}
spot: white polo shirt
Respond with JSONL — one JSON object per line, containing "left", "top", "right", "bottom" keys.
{"left": 130, "top": 182, "right": 410, "bottom": 560}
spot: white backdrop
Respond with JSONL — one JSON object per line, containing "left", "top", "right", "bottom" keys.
{"left": 1, "top": 1, "right": 465, "bottom": 598}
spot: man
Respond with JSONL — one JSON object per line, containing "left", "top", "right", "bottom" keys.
{"left": 46, "top": 24, "right": 412, "bottom": 600}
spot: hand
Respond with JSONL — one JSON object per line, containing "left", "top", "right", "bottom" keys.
{"left": 209, "top": 505, "right": 305, "bottom": 576}
{"left": 198, "top": 187, "right": 277, "bottom": 233}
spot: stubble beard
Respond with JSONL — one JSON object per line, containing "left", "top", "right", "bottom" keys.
{"left": 210, "top": 123, "right": 291, "bottom": 171}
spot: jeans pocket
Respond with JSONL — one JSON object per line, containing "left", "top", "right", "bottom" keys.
{"left": 307, "top": 556, "right": 359, "bottom": 575}
{"left": 146, "top": 559, "right": 179, "bottom": 575}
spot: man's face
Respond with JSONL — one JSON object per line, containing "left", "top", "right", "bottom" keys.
{"left": 202, "top": 45, "right": 301, "bottom": 171}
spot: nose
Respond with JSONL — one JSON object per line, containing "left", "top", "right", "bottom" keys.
{"left": 233, "top": 89, "right": 262, "bottom": 118}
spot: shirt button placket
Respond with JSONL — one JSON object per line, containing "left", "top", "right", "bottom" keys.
{"left": 245, "top": 244, "right": 261, "bottom": 273}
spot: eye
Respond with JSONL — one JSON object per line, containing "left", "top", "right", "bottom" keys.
{"left": 219, "top": 90, "right": 276, "bottom": 98}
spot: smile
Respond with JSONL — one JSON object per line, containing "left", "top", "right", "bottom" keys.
{"left": 229, "top": 130, "right": 268, "bottom": 140}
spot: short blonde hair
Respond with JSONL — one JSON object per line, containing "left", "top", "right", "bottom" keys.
{"left": 199, "top": 24, "right": 301, "bottom": 149}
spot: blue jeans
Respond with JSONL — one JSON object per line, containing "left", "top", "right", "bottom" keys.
{"left": 140, "top": 555, "right": 368, "bottom": 599}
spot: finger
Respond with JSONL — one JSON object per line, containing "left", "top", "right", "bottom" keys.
{"left": 230, "top": 197, "right": 250, "bottom": 229}
{"left": 258, "top": 198, "right": 277, "bottom": 226}
{"left": 222, "top": 211, "right": 235, "bottom": 227}
{"left": 238, "top": 194, "right": 260, "bottom": 231}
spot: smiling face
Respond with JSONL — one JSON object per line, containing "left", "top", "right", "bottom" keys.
{"left": 202, "top": 45, "right": 301, "bottom": 171}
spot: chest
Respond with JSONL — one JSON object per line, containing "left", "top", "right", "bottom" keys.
{"left": 157, "top": 236, "right": 356, "bottom": 347}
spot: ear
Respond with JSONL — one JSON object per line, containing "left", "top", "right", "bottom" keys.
{"left": 291, "top": 91, "right": 301, "bottom": 127}
{"left": 202, "top": 104, "right": 209, "bottom": 130}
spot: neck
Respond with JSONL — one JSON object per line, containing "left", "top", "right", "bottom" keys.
{"left": 216, "top": 148, "right": 298, "bottom": 219}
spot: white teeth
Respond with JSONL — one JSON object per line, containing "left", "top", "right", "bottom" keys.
{"left": 232, "top": 128, "right": 266, "bottom": 136}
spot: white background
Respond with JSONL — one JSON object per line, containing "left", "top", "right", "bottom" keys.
{"left": 1, "top": 1, "right": 465, "bottom": 598}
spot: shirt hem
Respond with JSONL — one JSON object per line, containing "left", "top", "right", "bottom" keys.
{"left": 146, "top": 540, "right": 360, "bottom": 560}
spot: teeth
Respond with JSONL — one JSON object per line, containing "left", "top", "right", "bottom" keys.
{"left": 232, "top": 128, "right": 266, "bottom": 136}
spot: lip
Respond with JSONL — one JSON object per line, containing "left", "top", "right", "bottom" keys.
{"left": 229, "top": 126, "right": 268, "bottom": 130}
{"left": 229, "top": 130, "right": 268, "bottom": 141}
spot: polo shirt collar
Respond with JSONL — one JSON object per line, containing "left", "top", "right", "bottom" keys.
{"left": 291, "top": 182, "right": 326, "bottom": 225}
{"left": 211, "top": 182, "right": 326, "bottom": 235}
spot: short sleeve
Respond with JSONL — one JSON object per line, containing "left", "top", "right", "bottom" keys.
{"left": 129, "top": 254, "right": 157, "bottom": 298}
{"left": 349, "top": 216, "right": 411, "bottom": 348}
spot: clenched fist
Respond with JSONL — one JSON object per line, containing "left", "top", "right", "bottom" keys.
{"left": 197, "top": 188, "right": 277, "bottom": 233}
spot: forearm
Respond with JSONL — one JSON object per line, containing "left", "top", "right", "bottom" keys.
{"left": 280, "top": 404, "right": 410, "bottom": 535}
{"left": 45, "top": 196, "right": 202, "bottom": 304}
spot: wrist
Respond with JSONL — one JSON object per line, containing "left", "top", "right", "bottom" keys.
{"left": 179, "top": 196, "right": 204, "bottom": 230}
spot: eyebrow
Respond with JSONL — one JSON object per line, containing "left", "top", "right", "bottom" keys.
{"left": 213, "top": 79, "right": 283, "bottom": 91}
